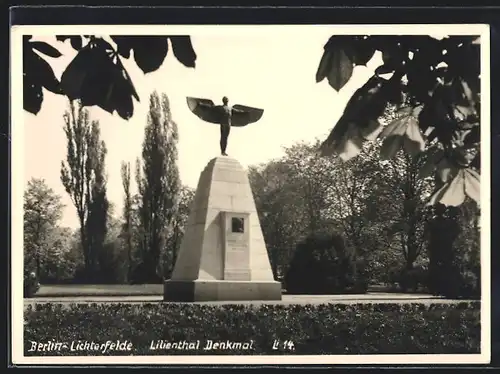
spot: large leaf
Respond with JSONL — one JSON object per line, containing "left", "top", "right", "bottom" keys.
{"left": 169, "top": 36, "right": 197, "bottom": 68}
{"left": 463, "top": 168, "right": 480, "bottom": 202}
{"left": 60, "top": 43, "right": 139, "bottom": 120}
{"left": 428, "top": 167, "right": 480, "bottom": 206}
{"left": 428, "top": 170, "right": 466, "bottom": 207}
{"left": 379, "top": 108, "right": 412, "bottom": 139}
{"left": 316, "top": 46, "right": 333, "bottom": 83}
{"left": 56, "top": 35, "right": 83, "bottom": 50}
{"left": 404, "top": 119, "right": 426, "bottom": 156}
{"left": 60, "top": 46, "right": 94, "bottom": 100}
{"left": 418, "top": 145, "right": 444, "bottom": 179}
{"left": 380, "top": 135, "right": 404, "bottom": 160}
{"left": 316, "top": 36, "right": 354, "bottom": 91}
{"left": 405, "top": 49, "right": 439, "bottom": 102}
{"left": 445, "top": 37, "right": 480, "bottom": 82}
{"left": 464, "top": 126, "right": 480, "bottom": 147}
{"left": 436, "top": 157, "right": 459, "bottom": 183}
{"left": 347, "top": 36, "right": 376, "bottom": 66}
{"left": 111, "top": 36, "right": 171, "bottom": 74}
{"left": 320, "top": 121, "right": 364, "bottom": 161}
{"left": 319, "top": 76, "right": 388, "bottom": 159}
{"left": 132, "top": 37, "right": 170, "bottom": 74}
{"left": 327, "top": 48, "right": 353, "bottom": 91}
{"left": 375, "top": 64, "right": 395, "bottom": 76}
{"left": 359, "top": 119, "right": 383, "bottom": 141}
{"left": 111, "top": 58, "right": 141, "bottom": 120}
{"left": 380, "top": 47, "right": 404, "bottom": 72}
{"left": 112, "top": 35, "right": 196, "bottom": 70}
{"left": 110, "top": 36, "right": 133, "bottom": 58}
{"left": 379, "top": 105, "right": 425, "bottom": 159}
{"left": 23, "top": 39, "right": 63, "bottom": 114}
{"left": 450, "top": 145, "right": 478, "bottom": 167}
{"left": 459, "top": 78, "right": 477, "bottom": 105}
{"left": 469, "top": 149, "right": 481, "bottom": 170}
{"left": 30, "top": 41, "right": 62, "bottom": 58}
{"left": 344, "top": 76, "right": 389, "bottom": 123}
{"left": 25, "top": 50, "right": 62, "bottom": 94}
{"left": 23, "top": 73, "right": 43, "bottom": 115}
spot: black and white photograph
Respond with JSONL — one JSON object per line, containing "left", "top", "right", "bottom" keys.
{"left": 11, "top": 23, "right": 490, "bottom": 365}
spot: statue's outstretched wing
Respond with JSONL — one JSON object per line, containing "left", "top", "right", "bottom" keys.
{"left": 186, "top": 97, "right": 222, "bottom": 124}
{"left": 231, "top": 104, "right": 264, "bottom": 127}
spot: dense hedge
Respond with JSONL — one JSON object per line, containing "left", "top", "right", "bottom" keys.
{"left": 24, "top": 302, "right": 480, "bottom": 356}
{"left": 285, "top": 232, "right": 367, "bottom": 294}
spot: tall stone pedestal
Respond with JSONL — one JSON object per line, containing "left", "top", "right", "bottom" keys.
{"left": 164, "top": 157, "right": 282, "bottom": 301}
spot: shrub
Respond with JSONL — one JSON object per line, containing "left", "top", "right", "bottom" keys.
{"left": 457, "top": 270, "right": 481, "bottom": 299}
{"left": 24, "top": 272, "right": 40, "bottom": 298}
{"left": 130, "top": 261, "right": 163, "bottom": 284}
{"left": 284, "top": 232, "right": 366, "bottom": 294}
{"left": 23, "top": 302, "right": 480, "bottom": 356}
{"left": 397, "top": 266, "right": 429, "bottom": 292}
{"left": 427, "top": 204, "right": 481, "bottom": 299}
{"left": 95, "top": 240, "right": 128, "bottom": 284}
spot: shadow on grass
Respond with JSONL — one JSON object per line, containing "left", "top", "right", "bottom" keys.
{"left": 33, "top": 284, "right": 164, "bottom": 297}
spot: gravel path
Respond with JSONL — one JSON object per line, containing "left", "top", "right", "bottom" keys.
{"left": 24, "top": 293, "right": 475, "bottom": 309}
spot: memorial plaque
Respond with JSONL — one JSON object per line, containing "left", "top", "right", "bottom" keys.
{"left": 232, "top": 217, "right": 245, "bottom": 233}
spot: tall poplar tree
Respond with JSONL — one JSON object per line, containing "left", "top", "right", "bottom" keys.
{"left": 60, "top": 100, "right": 109, "bottom": 281}
{"left": 135, "top": 91, "right": 180, "bottom": 282}
{"left": 120, "top": 161, "right": 134, "bottom": 282}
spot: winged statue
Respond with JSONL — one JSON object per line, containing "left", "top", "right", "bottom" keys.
{"left": 186, "top": 96, "right": 264, "bottom": 156}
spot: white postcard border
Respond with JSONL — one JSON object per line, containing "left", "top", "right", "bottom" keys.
{"left": 10, "top": 23, "right": 491, "bottom": 365}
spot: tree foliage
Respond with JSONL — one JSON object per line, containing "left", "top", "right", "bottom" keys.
{"left": 249, "top": 140, "right": 392, "bottom": 280}
{"left": 23, "top": 35, "right": 197, "bottom": 119}
{"left": 316, "top": 35, "right": 481, "bottom": 207}
{"left": 164, "top": 185, "right": 195, "bottom": 278}
{"left": 381, "top": 149, "right": 434, "bottom": 270}
{"left": 23, "top": 178, "right": 65, "bottom": 277}
{"left": 424, "top": 200, "right": 481, "bottom": 299}
{"left": 248, "top": 136, "right": 480, "bottom": 290}
{"left": 60, "top": 100, "right": 108, "bottom": 280}
{"left": 38, "top": 227, "right": 78, "bottom": 283}
{"left": 120, "top": 161, "right": 134, "bottom": 283}
{"left": 84, "top": 123, "right": 109, "bottom": 281}
{"left": 135, "top": 91, "right": 181, "bottom": 282}
{"left": 249, "top": 160, "right": 304, "bottom": 279}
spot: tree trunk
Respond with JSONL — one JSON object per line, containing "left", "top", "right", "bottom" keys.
{"left": 127, "top": 233, "right": 133, "bottom": 284}
{"left": 171, "top": 226, "right": 181, "bottom": 276}
{"left": 79, "top": 223, "right": 91, "bottom": 283}
{"left": 406, "top": 230, "right": 418, "bottom": 270}
{"left": 35, "top": 252, "right": 41, "bottom": 279}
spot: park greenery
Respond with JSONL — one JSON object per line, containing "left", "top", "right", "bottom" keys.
{"left": 25, "top": 302, "right": 480, "bottom": 355}
{"left": 24, "top": 91, "right": 193, "bottom": 289}
{"left": 23, "top": 33, "right": 482, "bottom": 299}
{"left": 315, "top": 35, "right": 481, "bottom": 208}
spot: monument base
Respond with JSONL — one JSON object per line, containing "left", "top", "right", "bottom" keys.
{"left": 163, "top": 279, "right": 282, "bottom": 302}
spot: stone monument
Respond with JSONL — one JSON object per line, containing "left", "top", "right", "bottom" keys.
{"left": 163, "top": 156, "right": 282, "bottom": 301}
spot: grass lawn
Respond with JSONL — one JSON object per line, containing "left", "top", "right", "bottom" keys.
{"left": 31, "top": 283, "right": 427, "bottom": 298}
{"left": 34, "top": 284, "right": 164, "bottom": 297}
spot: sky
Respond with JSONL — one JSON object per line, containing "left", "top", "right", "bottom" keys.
{"left": 22, "top": 29, "right": 385, "bottom": 229}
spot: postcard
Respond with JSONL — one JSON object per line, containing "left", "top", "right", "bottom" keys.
{"left": 11, "top": 23, "right": 491, "bottom": 365}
